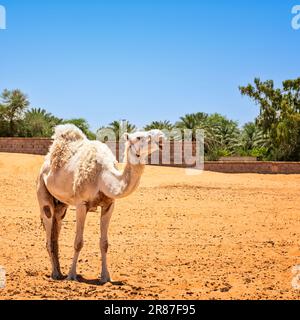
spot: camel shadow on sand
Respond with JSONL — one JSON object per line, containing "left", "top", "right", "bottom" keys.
{"left": 47, "top": 274, "right": 125, "bottom": 286}
{"left": 76, "top": 275, "right": 125, "bottom": 286}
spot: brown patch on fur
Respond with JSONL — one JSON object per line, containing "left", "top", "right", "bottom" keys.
{"left": 43, "top": 206, "right": 52, "bottom": 219}
{"left": 75, "top": 240, "right": 84, "bottom": 252}
{"left": 101, "top": 240, "right": 109, "bottom": 253}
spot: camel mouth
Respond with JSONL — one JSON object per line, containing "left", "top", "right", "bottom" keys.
{"left": 130, "top": 145, "right": 140, "bottom": 158}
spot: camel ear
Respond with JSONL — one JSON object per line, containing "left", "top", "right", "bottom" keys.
{"left": 123, "top": 133, "right": 130, "bottom": 141}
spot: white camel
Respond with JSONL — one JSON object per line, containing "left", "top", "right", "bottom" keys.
{"left": 37, "top": 124, "right": 164, "bottom": 283}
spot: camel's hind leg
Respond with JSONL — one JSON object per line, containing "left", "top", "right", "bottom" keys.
{"left": 37, "top": 175, "right": 68, "bottom": 280}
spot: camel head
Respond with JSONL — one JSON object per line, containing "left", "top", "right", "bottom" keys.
{"left": 124, "top": 130, "right": 166, "bottom": 164}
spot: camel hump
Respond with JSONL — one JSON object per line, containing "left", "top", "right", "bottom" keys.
{"left": 49, "top": 124, "right": 87, "bottom": 171}
{"left": 52, "top": 124, "right": 86, "bottom": 142}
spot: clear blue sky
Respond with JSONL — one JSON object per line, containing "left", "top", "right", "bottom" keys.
{"left": 0, "top": 0, "right": 300, "bottom": 131}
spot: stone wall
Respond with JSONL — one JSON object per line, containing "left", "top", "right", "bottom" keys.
{"left": 0, "top": 138, "right": 300, "bottom": 174}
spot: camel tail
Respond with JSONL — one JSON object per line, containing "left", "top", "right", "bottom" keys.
{"left": 52, "top": 124, "right": 86, "bottom": 142}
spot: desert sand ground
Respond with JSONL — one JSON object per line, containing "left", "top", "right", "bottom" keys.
{"left": 0, "top": 152, "right": 300, "bottom": 300}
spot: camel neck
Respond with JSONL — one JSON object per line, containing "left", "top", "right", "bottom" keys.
{"left": 101, "top": 144, "right": 145, "bottom": 200}
{"left": 117, "top": 162, "right": 145, "bottom": 198}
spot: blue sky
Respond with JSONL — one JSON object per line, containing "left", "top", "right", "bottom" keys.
{"left": 0, "top": 0, "right": 300, "bottom": 131}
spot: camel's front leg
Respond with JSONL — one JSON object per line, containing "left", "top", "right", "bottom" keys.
{"left": 100, "top": 202, "right": 114, "bottom": 284}
{"left": 67, "top": 204, "right": 87, "bottom": 281}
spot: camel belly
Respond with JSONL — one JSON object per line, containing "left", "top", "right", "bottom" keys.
{"left": 44, "top": 171, "right": 77, "bottom": 206}
{"left": 44, "top": 170, "right": 112, "bottom": 208}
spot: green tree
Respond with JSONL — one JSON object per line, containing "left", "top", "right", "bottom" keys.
{"left": 204, "top": 113, "right": 241, "bottom": 159}
{"left": 176, "top": 112, "right": 208, "bottom": 131}
{"left": 63, "top": 118, "right": 96, "bottom": 140}
{"left": 0, "top": 89, "right": 30, "bottom": 136}
{"left": 239, "top": 78, "right": 300, "bottom": 160}
{"left": 0, "top": 104, "right": 9, "bottom": 136}
{"left": 240, "top": 122, "right": 269, "bottom": 151}
{"left": 208, "top": 113, "right": 240, "bottom": 153}
{"left": 22, "top": 108, "right": 62, "bottom": 137}
{"left": 144, "top": 120, "right": 174, "bottom": 131}
{"left": 176, "top": 112, "right": 211, "bottom": 142}
{"left": 176, "top": 112, "right": 235, "bottom": 157}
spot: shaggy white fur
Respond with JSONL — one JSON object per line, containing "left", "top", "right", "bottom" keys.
{"left": 49, "top": 124, "right": 118, "bottom": 194}
{"left": 52, "top": 124, "right": 86, "bottom": 142}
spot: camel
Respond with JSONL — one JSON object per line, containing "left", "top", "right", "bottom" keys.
{"left": 37, "top": 124, "right": 165, "bottom": 283}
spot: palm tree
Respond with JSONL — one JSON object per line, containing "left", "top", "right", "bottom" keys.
{"left": 176, "top": 112, "right": 208, "bottom": 140}
{"left": 144, "top": 120, "right": 174, "bottom": 131}
{"left": 0, "top": 89, "right": 30, "bottom": 136}
{"left": 107, "top": 120, "right": 136, "bottom": 141}
{"left": 23, "top": 108, "right": 62, "bottom": 137}
{"left": 214, "top": 122, "right": 240, "bottom": 154}
{"left": 240, "top": 122, "right": 269, "bottom": 151}
{"left": 205, "top": 113, "right": 241, "bottom": 154}
{"left": 176, "top": 112, "right": 208, "bottom": 131}
{"left": 176, "top": 112, "right": 217, "bottom": 149}
{"left": 97, "top": 120, "right": 137, "bottom": 142}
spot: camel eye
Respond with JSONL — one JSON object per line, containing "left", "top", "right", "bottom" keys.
{"left": 137, "top": 137, "right": 141, "bottom": 141}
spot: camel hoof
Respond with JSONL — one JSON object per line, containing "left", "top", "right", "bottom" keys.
{"left": 51, "top": 272, "right": 65, "bottom": 281}
{"left": 99, "top": 275, "right": 111, "bottom": 285}
{"left": 99, "top": 279, "right": 110, "bottom": 285}
{"left": 67, "top": 274, "right": 78, "bottom": 281}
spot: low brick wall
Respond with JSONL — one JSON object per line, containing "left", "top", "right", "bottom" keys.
{"left": 0, "top": 138, "right": 53, "bottom": 155}
{"left": 204, "top": 161, "right": 300, "bottom": 174}
{"left": 0, "top": 138, "right": 300, "bottom": 174}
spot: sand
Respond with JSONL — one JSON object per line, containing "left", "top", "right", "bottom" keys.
{"left": 0, "top": 152, "right": 300, "bottom": 300}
